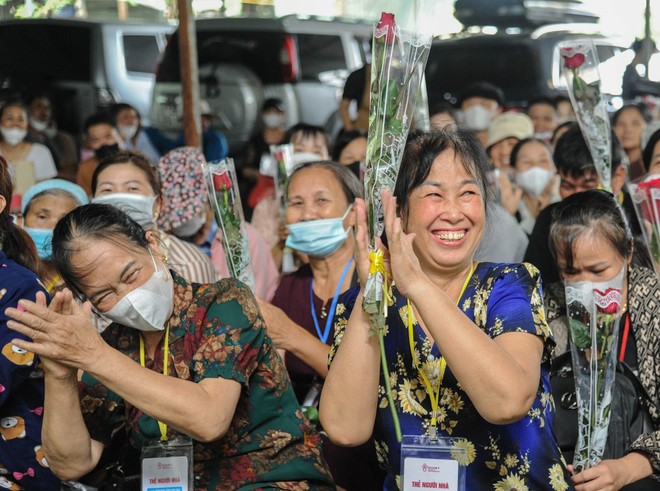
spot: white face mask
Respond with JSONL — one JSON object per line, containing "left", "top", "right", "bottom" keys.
{"left": 263, "top": 113, "right": 285, "bottom": 128}
{"left": 171, "top": 211, "right": 206, "bottom": 238}
{"left": 515, "top": 167, "right": 555, "bottom": 196}
{"left": 0, "top": 127, "right": 27, "bottom": 146}
{"left": 103, "top": 251, "right": 174, "bottom": 332}
{"left": 29, "top": 117, "right": 49, "bottom": 133}
{"left": 118, "top": 124, "right": 139, "bottom": 140}
{"left": 92, "top": 193, "right": 158, "bottom": 229}
{"left": 461, "top": 105, "right": 496, "bottom": 131}
{"left": 534, "top": 131, "right": 554, "bottom": 143}
{"left": 292, "top": 152, "right": 323, "bottom": 167}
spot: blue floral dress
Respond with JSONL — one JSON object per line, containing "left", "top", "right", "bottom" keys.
{"left": 0, "top": 250, "right": 59, "bottom": 490}
{"left": 330, "top": 262, "right": 574, "bottom": 490}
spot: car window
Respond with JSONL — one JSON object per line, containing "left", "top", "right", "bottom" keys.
{"left": 426, "top": 41, "right": 538, "bottom": 106}
{"left": 157, "top": 30, "right": 284, "bottom": 84}
{"left": 123, "top": 34, "right": 161, "bottom": 74}
{"left": 0, "top": 24, "right": 92, "bottom": 82}
{"left": 296, "top": 34, "right": 346, "bottom": 81}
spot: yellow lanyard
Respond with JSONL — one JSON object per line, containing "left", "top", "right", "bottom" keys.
{"left": 139, "top": 327, "right": 170, "bottom": 441}
{"left": 45, "top": 274, "right": 62, "bottom": 294}
{"left": 407, "top": 262, "right": 475, "bottom": 430}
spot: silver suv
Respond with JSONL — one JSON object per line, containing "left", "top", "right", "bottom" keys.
{"left": 151, "top": 15, "right": 371, "bottom": 153}
{"left": 0, "top": 18, "right": 174, "bottom": 133}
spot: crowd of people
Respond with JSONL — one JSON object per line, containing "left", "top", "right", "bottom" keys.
{"left": 1, "top": 72, "right": 660, "bottom": 491}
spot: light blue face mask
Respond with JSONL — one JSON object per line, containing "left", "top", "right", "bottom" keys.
{"left": 285, "top": 205, "right": 352, "bottom": 258}
{"left": 24, "top": 227, "right": 53, "bottom": 260}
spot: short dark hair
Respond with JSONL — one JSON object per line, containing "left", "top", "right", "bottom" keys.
{"left": 91, "top": 150, "right": 160, "bottom": 197}
{"left": 285, "top": 123, "right": 331, "bottom": 153}
{"left": 83, "top": 113, "right": 116, "bottom": 134}
{"left": 510, "top": 137, "right": 553, "bottom": 169}
{"left": 643, "top": 127, "right": 660, "bottom": 172}
{"left": 612, "top": 103, "right": 652, "bottom": 126}
{"left": 0, "top": 100, "right": 27, "bottom": 120}
{"left": 554, "top": 124, "right": 623, "bottom": 178}
{"left": 332, "top": 130, "right": 367, "bottom": 161}
{"left": 394, "top": 129, "right": 493, "bottom": 222}
{"left": 286, "top": 160, "right": 363, "bottom": 204}
{"left": 52, "top": 203, "right": 150, "bottom": 299}
{"left": 459, "top": 82, "right": 505, "bottom": 108}
{"left": 549, "top": 189, "right": 632, "bottom": 272}
{"left": 262, "top": 98, "right": 285, "bottom": 113}
{"left": 110, "top": 103, "right": 140, "bottom": 121}
{"left": 527, "top": 96, "right": 557, "bottom": 111}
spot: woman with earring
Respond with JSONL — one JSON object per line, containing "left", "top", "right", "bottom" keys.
{"left": 89, "top": 151, "right": 219, "bottom": 284}
{"left": 545, "top": 189, "right": 660, "bottom": 490}
{"left": 257, "top": 161, "right": 384, "bottom": 490}
{"left": 4, "top": 202, "right": 335, "bottom": 490}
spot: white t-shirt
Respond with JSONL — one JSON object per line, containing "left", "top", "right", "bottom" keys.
{"left": 24, "top": 143, "right": 58, "bottom": 181}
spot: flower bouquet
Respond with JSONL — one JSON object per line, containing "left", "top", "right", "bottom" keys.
{"left": 630, "top": 173, "right": 660, "bottom": 271}
{"left": 270, "top": 143, "right": 295, "bottom": 214}
{"left": 558, "top": 40, "right": 612, "bottom": 192}
{"left": 363, "top": 11, "right": 432, "bottom": 442}
{"left": 202, "top": 158, "right": 255, "bottom": 291}
{"left": 564, "top": 267, "right": 625, "bottom": 471}
{"left": 270, "top": 144, "right": 296, "bottom": 272}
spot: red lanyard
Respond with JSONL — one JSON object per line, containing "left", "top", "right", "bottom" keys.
{"left": 618, "top": 313, "right": 630, "bottom": 363}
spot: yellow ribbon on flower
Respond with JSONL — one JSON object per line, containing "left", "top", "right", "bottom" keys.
{"left": 369, "top": 249, "right": 394, "bottom": 316}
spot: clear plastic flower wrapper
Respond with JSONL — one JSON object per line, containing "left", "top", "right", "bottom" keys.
{"left": 564, "top": 267, "right": 625, "bottom": 472}
{"left": 363, "top": 10, "right": 432, "bottom": 443}
{"left": 558, "top": 39, "right": 612, "bottom": 192}
{"left": 202, "top": 158, "right": 255, "bottom": 291}
{"left": 630, "top": 173, "right": 660, "bottom": 271}
{"left": 270, "top": 143, "right": 295, "bottom": 214}
{"left": 270, "top": 143, "right": 296, "bottom": 272}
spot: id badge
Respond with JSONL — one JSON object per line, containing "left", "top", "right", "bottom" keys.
{"left": 141, "top": 435, "right": 194, "bottom": 491}
{"left": 400, "top": 435, "right": 467, "bottom": 491}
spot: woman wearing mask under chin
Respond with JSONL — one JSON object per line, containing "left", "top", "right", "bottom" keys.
{"left": 510, "top": 138, "right": 559, "bottom": 235}
{"left": 4, "top": 203, "right": 334, "bottom": 490}
{"left": 257, "top": 161, "right": 384, "bottom": 491}
{"left": 0, "top": 102, "right": 57, "bottom": 202}
{"left": 21, "top": 179, "right": 88, "bottom": 294}
{"left": 90, "top": 151, "right": 220, "bottom": 285}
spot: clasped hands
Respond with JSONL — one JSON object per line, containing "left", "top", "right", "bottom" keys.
{"left": 4, "top": 289, "right": 104, "bottom": 378}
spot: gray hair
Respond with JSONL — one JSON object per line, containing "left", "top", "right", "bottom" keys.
{"left": 286, "top": 160, "right": 363, "bottom": 203}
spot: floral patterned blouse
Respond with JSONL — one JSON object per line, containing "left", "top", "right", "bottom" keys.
{"left": 330, "top": 262, "right": 574, "bottom": 490}
{"left": 80, "top": 271, "right": 334, "bottom": 490}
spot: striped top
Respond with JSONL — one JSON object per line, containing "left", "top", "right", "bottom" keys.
{"left": 161, "top": 233, "right": 220, "bottom": 284}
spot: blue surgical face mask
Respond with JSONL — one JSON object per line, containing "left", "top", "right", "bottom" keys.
{"left": 24, "top": 227, "right": 53, "bottom": 260}
{"left": 285, "top": 205, "right": 352, "bottom": 258}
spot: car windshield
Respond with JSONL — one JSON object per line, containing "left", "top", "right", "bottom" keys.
{"left": 157, "top": 30, "right": 284, "bottom": 84}
{"left": 0, "top": 24, "right": 92, "bottom": 83}
{"left": 426, "top": 41, "right": 538, "bottom": 106}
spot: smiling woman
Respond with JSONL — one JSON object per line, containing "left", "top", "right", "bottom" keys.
{"left": 320, "top": 130, "right": 572, "bottom": 490}
{"left": 3, "top": 203, "right": 334, "bottom": 490}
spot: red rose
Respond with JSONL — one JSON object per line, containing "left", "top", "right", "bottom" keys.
{"left": 637, "top": 177, "right": 660, "bottom": 223}
{"left": 213, "top": 172, "right": 232, "bottom": 191}
{"left": 376, "top": 12, "right": 396, "bottom": 44}
{"left": 594, "top": 288, "right": 621, "bottom": 315}
{"left": 563, "top": 52, "right": 586, "bottom": 70}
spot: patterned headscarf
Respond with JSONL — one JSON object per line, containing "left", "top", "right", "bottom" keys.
{"left": 156, "top": 147, "right": 208, "bottom": 232}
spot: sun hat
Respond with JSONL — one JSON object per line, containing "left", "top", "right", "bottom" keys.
{"left": 22, "top": 179, "right": 89, "bottom": 215}
{"left": 486, "top": 112, "right": 534, "bottom": 148}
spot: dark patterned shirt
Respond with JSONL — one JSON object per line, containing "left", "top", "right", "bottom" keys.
{"left": 80, "top": 271, "right": 334, "bottom": 490}
{"left": 0, "top": 250, "right": 60, "bottom": 490}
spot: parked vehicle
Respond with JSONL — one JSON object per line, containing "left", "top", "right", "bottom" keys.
{"left": 151, "top": 15, "right": 372, "bottom": 154}
{"left": 426, "top": 0, "right": 631, "bottom": 110}
{"left": 0, "top": 18, "right": 174, "bottom": 134}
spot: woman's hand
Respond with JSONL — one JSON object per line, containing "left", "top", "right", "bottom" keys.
{"left": 256, "top": 299, "right": 298, "bottom": 351}
{"left": 5, "top": 288, "right": 105, "bottom": 374}
{"left": 499, "top": 171, "right": 523, "bottom": 215}
{"left": 571, "top": 452, "right": 654, "bottom": 491}
{"left": 353, "top": 197, "right": 391, "bottom": 288}
{"left": 381, "top": 190, "right": 427, "bottom": 299}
